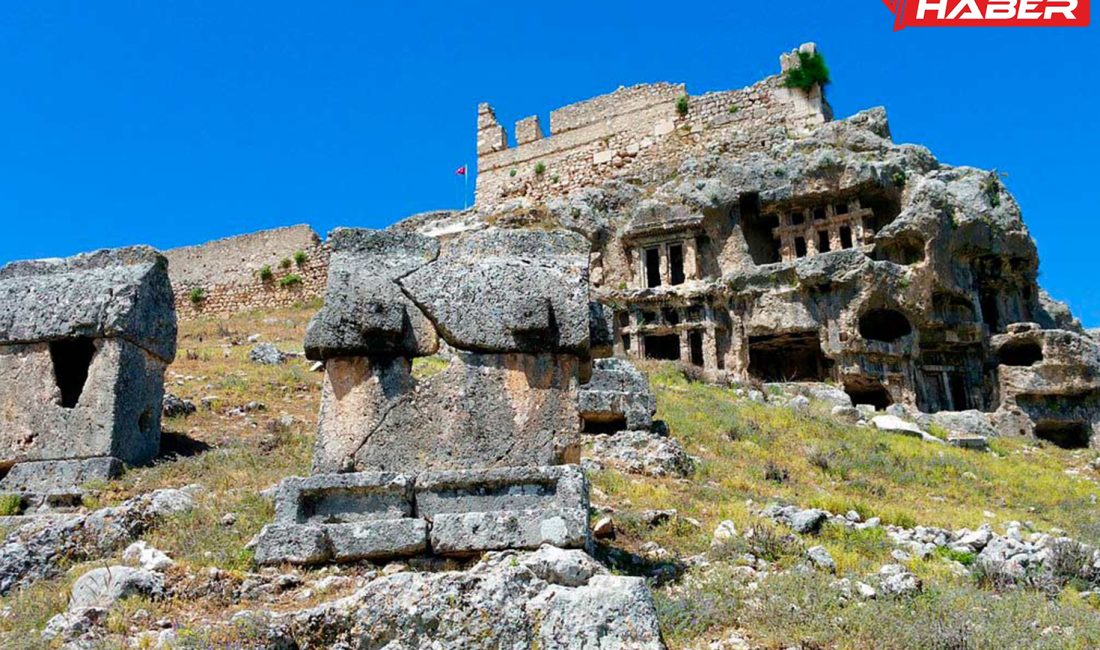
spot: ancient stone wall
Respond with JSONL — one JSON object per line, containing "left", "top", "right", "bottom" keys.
{"left": 164, "top": 225, "right": 329, "bottom": 318}
{"left": 475, "top": 44, "right": 830, "bottom": 207}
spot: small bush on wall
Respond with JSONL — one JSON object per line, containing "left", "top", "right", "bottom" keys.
{"left": 783, "top": 52, "right": 830, "bottom": 90}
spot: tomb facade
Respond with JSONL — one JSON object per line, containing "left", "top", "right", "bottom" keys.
{"left": 254, "top": 227, "right": 594, "bottom": 563}
{"left": 0, "top": 246, "right": 177, "bottom": 501}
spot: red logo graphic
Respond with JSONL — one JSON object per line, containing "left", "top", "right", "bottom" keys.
{"left": 882, "top": 0, "right": 1089, "bottom": 29}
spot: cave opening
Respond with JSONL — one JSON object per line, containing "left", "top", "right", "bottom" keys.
{"left": 872, "top": 236, "right": 925, "bottom": 265}
{"left": 999, "top": 340, "right": 1043, "bottom": 367}
{"left": 748, "top": 332, "right": 829, "bottom": 382}
{"left": 581, "top": 415, "right": 628, "bottom": 435}
{"left": 858, "top": 309, "right": 913, "bottom": 343}
{"left": 1034, "top": 421, "right": 1090, "bottom": 449}
{"left": 644, "top": 334, "right": 681, "bottom": 361}
{"left": 844, "top": 377, "right": 893, "bottom": 411}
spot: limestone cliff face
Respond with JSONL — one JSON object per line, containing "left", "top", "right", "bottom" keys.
{"left": 401, "top": 69, "right": 1100, "bottom": 448}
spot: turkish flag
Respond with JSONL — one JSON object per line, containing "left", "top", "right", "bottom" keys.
{"left": 455, "top": 165, "right": 467, "bottom": 176}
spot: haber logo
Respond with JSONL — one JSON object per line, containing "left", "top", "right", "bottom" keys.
{"left": 882, "top": 0, "right": 1089, "bottom": 29}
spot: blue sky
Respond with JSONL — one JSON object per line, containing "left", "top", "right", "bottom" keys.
{"left": 1, "top": 3, "right": 1097, "bottom": 325}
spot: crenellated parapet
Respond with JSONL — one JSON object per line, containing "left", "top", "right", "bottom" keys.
{"left": 474, "top": 43, "right": 832, "bottom": 206}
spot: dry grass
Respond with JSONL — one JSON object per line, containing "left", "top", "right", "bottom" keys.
{"left": 4, "top": 308, "right": 1100, "bottom": 648}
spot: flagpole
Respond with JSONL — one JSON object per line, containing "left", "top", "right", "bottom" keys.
{"left": 464, "top": 164, "right": 469, "bottom": 210}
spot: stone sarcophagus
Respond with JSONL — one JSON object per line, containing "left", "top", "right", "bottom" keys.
{"left": 0, "top": 247, "right": 177, "bottom": 497}
{"left": 255, "top": 227, "right": 593, "bottom": 563}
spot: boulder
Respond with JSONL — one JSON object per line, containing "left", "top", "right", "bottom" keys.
{"left": 248, "top": 343, "right": 286, "bottom": 365}
{"left": 122, "top": 541, "right": 174, "bottom": 572}
{"left": 262, "top": 549, "right": 666, "bottom": 649}
{"left": 583, "top": 430, "right": 694, "bottom": 478}
{"left": 69, "top": 566, "right": 163, "bottom": 610}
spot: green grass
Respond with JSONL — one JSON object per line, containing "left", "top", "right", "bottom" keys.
{"left": 0, "top": 494, "right": 22, "bottom": 517}
{"left": 783, "top": 51, "right": 830, "bottom": 90}
{"left": 593, "top": 361, "right": 1100, "bottom": 647}
{"left": 596, "top": 362, "right": 1100, "bottom": 553}
{"left": 658, "top": 569, "right": 1100, "bottom": 649}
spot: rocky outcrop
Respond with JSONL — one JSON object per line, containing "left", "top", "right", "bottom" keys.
{"left": 0, "top": 486, "right": 197, "bottom": 595}
{"left": 405, "top": 91, "right": 1100, "bottom": 448}
{"left": 255, "top": 548, "right": 665, "bottom": 649}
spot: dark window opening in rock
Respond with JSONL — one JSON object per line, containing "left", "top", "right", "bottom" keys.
{"left": 860, "top": 191, "right": 903, "bottom": 236}
{"left": 689, "top": 331, "right": 704, "bottom": 367}
{"left": 790, "top": 211, "right": 805, "bottom": 226}
{"left": 980, "top": 291, "right": 1000, "bottom": 332}
{"left": 1034, "top": 421, "right": 1090, "bottom": 449}
{"left": 858, "top": 309, "right": 912, "bottom": 343}
{"left": 695, "top": 235, "right": 713, "bottom": 278}
{"left": 662, "top": 308, "right": 680, "bottom": 325}
{"left": 999, "top": 340, "right": 1043, "bottom": 367}
{"left": 581, "top": 415, "right": 628, "bottom": 435}
{"left": 616, "top": 311, "right": 630, "bottom": 328}
{"left": 739, "top": 194, "right": 781, "bottom": 265}
{"left": 668, "top": 244, "right": 686, "bottom": 285}
{"left": 794, "top": 237, "right": 807, "bottom": 258}
{"left": 621, "top": 334, "right": 631, "bottom": 351}
{"left": 715, "top": 331, "right": 729, "bottom": 371}
{"left": 49, "top": 337, "right": 96, "bottom": 409}
{"left": 813, "top": 207, "right": 827, "bottom": 221}
{"left": 748, "top": 332, "right": 828, "bottom": 382}
{"left": 933, "top": 293, "right": 975, "bottom": 326}
{"left": 839, "top": 226, "right": 853, "bottom": 249}
{"left": 872, "top": 237, "right": 924, "bottom": 265}
{"left": 645, "top": 248, "right": 661, "bottom": 288}
{"left": 644, "top": 334, "right": 681, "bottom": 361}
{"left": 138, "top": 408, "right": 153, "bottom": 434}
{"left": 817, "top": 231, "right": 831, "bottom": 253}
{"left": 686, "top": 305, "right": 704, "bottom": 321}
{"left": 642, "top": 311, "right": 658, "bottom": 325}
{"left": 835, "top": 203, "right": 849, "bottom": 215}
{"left": 844, "top": 378, "right": 893, "bottom": 411}
{"left": 948, "top": 374, "right": 971, "bottom": 411}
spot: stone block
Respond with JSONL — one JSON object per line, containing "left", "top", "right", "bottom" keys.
{"left": 253, "top": 523, "right": 332, "bottom": 565}
{"left": 273, "top": 472, "right": 414, "bottom": 524}
{"left": 430, "top": 508, "right": 588, "bottom": 555}
{"left": 399, "top": 228, "right": 590, "bottom": 355}
{"left": 416, "top": 465, "right": 589, "bottom": 556}
{"left": 313, "top": 352, "right": 581, "bottom": 475}
{"left": 326, "top": 519, "right": 429, "bottom": 561}
{"left": 0, "top": 337, "right": 167, "bottom": 468}
{"left": 0, "top": 458, "right": 122, "bottom": 493}
{"left": 0, "top": 246, "right": 177, "bottom": 362}
{"left": 593, "top": 150, "right": 614, "bottom": 165}
{"left": 304, "top": 229, "right": 439, "bottom": 360}
{"left": 577, "top": 358, "right": 656, "bottom": 431}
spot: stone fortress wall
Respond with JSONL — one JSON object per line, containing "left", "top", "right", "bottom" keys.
{"left": 164, "top": 225, "right": 329, "bottom": 318}
{"left": 475, "top": 44, "right": 830, "bottom": 206}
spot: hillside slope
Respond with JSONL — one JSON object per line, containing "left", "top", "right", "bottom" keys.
{"left": 3, "top": 303, "right": 1100, "bottom": 648}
